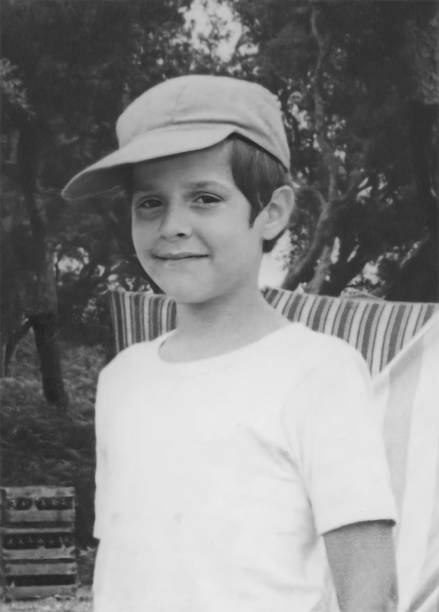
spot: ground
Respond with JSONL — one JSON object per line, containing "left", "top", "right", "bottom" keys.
{"left": 3, "top": 587, "right": 92, "bottom": 612}
{"left": 1, "top": 336, "right": 105, "bottom": 610}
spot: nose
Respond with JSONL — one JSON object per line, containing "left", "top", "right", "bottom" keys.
{"left": 159, "top": 201, "right": 192, "bottom": 239}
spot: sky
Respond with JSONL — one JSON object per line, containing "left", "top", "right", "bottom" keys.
{"left": 184, "top": 0, "right": 243, "bottom": 61}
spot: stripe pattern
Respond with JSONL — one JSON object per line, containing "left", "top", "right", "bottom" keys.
{"left": 108, "top": 288, "right": 438, "bottom": 374}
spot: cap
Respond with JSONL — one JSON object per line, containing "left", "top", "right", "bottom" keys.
{"left": 62, "top": 74, "right": 290, "bottom": 200}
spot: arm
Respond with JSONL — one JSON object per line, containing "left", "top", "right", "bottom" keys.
{"left": 324, "top": 520, "right": 398, "bottom": 612}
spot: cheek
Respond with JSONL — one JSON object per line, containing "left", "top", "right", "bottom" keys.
{"left": 215, "top": 222, "right": 260, "bottom": 259}
{"left": 131, "top": 219, "right": 153, "bottom": 253}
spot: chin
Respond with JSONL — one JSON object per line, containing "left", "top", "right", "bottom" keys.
{"left": 164, "top": 290, "right": 214, "bottom": 305}
{"left": 153, "top": 280, "right": 209, "bottom": 304}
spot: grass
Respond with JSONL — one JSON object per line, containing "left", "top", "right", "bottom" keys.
{"left": 2, "top": 333, "right": 106, "bottom": 548}
{"left": 1, "top": 333, "right": 106, "bottom": 603}
{"left": 2, "top": 589, "right": 92, "bottom": 612}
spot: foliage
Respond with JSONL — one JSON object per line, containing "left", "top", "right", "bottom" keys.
{"left": 1, "top": 0, "right": 260, "bottom": 356}
{"left": 1, "top": 0, "right": 193, "bottom": 341}
{"left": 1, "top": 333, "right": 105, "bottom": 546}
{"left": 0, "top": 2, "right": 437, "bottom": 403}
{"left": 0, "top": 58, "right": 32, "bottom": 117}
{"left": 3, "top": 595, "right": 92, "bottom": 611}
{"left": 231, "top": 0, "right": 439, "bottom": 298}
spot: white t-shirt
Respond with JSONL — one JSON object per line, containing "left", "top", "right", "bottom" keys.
{"left": 93, "top": 323, "right": 396, "bottom": 612}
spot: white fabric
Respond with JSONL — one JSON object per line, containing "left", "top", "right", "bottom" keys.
{"left": 93, "top": 323, "right": 396, "bottom": 612}
{"left": 374, "top": 313, "right": 439, "bottom": 612}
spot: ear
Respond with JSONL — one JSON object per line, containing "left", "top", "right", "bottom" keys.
{"left": 258, "top": 185, "right": 295, "bottom": 241}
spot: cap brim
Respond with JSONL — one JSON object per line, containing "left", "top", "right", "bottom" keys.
{"left": 62, "top": 124, "right": 234, "bottom": 200}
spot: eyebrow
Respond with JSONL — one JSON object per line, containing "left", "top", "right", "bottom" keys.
{"left": 133, "top": 180, "right": 228, "bottom": 194}
{"left": 184, "top": 180, "right": 228, "bottom": 190}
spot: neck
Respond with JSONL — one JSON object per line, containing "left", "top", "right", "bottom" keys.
{"left": 167, "top": 285, "right": 288, "bottom": 360}
{"left": 178, "top": 290, "right": 263, "bottom": 334}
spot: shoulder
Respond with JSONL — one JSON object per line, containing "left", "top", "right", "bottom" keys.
{"left": 94, "top": 335, "right": 168, "bottom": 421}
{"left": 99, "top": 334, "right": 167, "bottom": 381}
{"left": 280, "top": 325, "right": 373, "bottom": 432}
{"left": 280, "top": 323, "right": 369, "bottom": 381}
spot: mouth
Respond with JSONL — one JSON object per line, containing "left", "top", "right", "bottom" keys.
{"left": 152, "top": 253, "right": 209, "bottom": 261}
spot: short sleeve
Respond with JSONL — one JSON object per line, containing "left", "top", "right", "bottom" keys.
{"left": 283, "top": 343, "right": 397, "bottom": 535}
{"left": 93, "top": 370, "right": 110, "bottom": 539}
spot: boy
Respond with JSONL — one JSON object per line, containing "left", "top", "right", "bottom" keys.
{"left": 63, "top": 75, "right": 397, "bottom": 612}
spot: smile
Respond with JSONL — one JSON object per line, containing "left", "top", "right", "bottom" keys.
{"left": 153, "top": 253, "right": 209, "bottom": 261}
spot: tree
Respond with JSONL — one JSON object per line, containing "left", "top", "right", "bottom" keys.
{"left": 1, "top": 0, "right": 193, "bottom": 399}
{"left": 231, "top": 0, "right": 438, "bottom": 299}
{"left": 386, "top": 2, "right": 439, "bottom": 300}
{"left": 3, "top": 1, "right": 437, "bottom": 404}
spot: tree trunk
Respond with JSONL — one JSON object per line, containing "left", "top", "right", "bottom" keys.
{"left": 4, "top": 319, "right": 32, "bottom": 376}
{"left": 17, "top": 117, "right": 69, "bottom": 409}
{"left": 28, "top": 313, "right": 68, "bottom": 409}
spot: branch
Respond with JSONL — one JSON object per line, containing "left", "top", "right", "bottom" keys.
{"left": 307, "top": 243, "right": 333, "bottom": 294}
{"left": 403, "top": 8, "right": 439, "bottom": 105}
{"left": 287, "top": 163, "right": 367, "bottom": 292}
{"left": 282, "top": 6, "right": 346, "bottom": 293}
{"left": 408, "top": 101, "right": 438, "bottom": 236}
{"left": 283, "top": 189, "right": 335, "bottom": 290}
{"left": 310, "top": 5, "right": 338, "bottom": 201}
{"left": 336, "top": 168, "right": 366, "bottom": 208}
{"left": 327, "top": 249, "right": 370, "bottom": 297}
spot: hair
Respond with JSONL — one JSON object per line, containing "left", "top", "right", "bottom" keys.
{"left": 226, "top": 135, "right": 294, "bottom": 253}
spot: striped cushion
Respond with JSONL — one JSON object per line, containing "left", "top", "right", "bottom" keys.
{"left": 108, "top": 288, "right": 438, "bottom": 374}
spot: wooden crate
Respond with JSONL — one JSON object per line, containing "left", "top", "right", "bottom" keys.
{"left": 0, "top": 486, "right": 77, "bottom": 600}
{"left": 1, "top": 486, "right": 75, "bottom": 524}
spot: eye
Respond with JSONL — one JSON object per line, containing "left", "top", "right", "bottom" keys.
{"left": 193, "top": 194, "right": 221, "bottom": 207}
{"left": 133, "top": 198, "right": 163, "bottom": 211}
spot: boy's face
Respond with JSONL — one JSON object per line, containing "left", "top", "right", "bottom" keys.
{"left": 131, "top": 142, "right": 266, "bottom": 305}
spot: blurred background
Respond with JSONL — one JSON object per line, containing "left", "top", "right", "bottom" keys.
{"left": 1, "top": 0, "right": 438, "bottom": 567}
